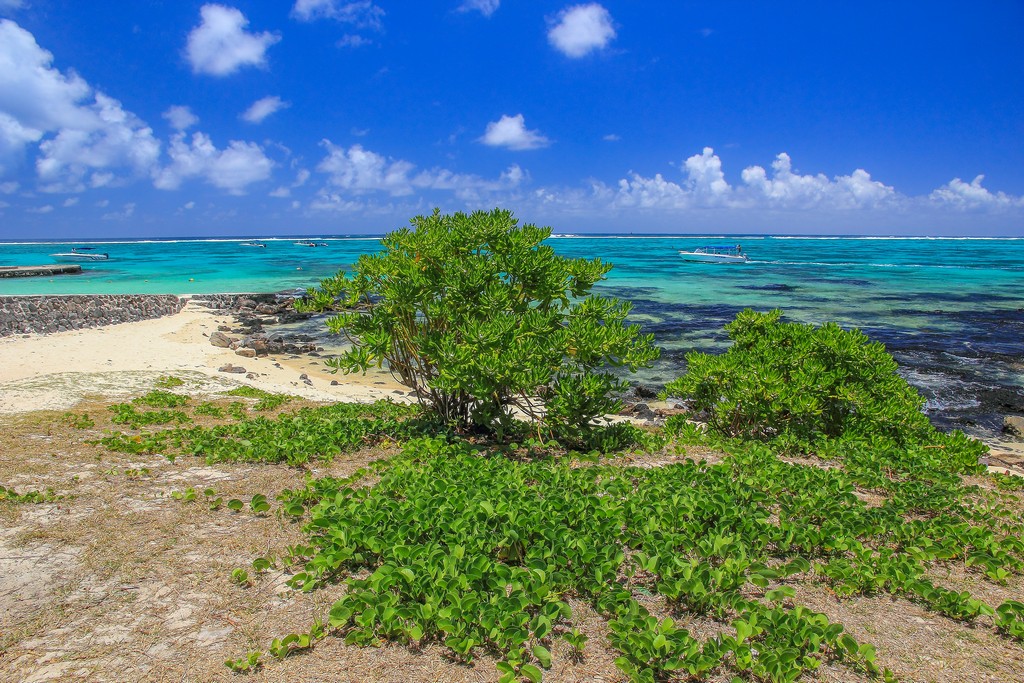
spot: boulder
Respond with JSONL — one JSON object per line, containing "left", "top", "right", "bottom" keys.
{"left": 218, "top": 363, "right": 246, "bottom": 374}
{"left": 235, "top": 348, "right": 256, "bottom": 358}
{"left": 633, "top": 384, "right": 659, "bottom": 399}
{"left": 1003, "top": 415, "right": 1024, "bottom": 439}
{"left": 209, "top": 331, "right": 235, "bottom": 348}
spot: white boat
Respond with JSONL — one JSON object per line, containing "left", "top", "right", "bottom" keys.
{"left": 293, "top": 240, "right": 317, "bottom": 247}
{"left": 50, "top": 247, "right": 109, "bottom": 262}
{"left": 679, "top": 245, "right": 748, "bottom": 264}
{"left": 241, "top": 241, "right": 266, "bottom": 248}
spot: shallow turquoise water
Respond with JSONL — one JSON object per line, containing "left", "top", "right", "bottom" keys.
{"left": 2, "top": 235, "right": 1022, "bottom": 433}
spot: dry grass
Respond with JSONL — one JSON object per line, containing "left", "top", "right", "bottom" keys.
{"left": 1, "top": 399, "right": 1023, "bottom": 682}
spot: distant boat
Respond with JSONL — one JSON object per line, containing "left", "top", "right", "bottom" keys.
{"left": 293, "top": 241, "right": 318, "bottom": 247}
{"left": 50, "top": 247, "right": 109, "bottom": 262}
{"left": 241, "top": 241, "right": 267, "bottom": 248}
{"left": 679, "top": 245, "right": 749, "bottom": 264}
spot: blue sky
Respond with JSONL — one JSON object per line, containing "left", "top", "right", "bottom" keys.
{"left": 1, "top": 1, "right": 1022, "bottom": 238}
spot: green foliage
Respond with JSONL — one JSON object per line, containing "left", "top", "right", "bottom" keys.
{"left": 62, "top": 411, "right": 95, "bottom": 429}
{"left": 154, "top": 375, "right": 185, "bottom": 388}
{"left": 0, "top": 484, "right": 60, "bottom": 504}
{"left": 108, "top": 402, "right": 191, "bottom": 429}
{"left": 298, "top": 208, "right": 659, "bottom": 440}
{"left": 224, "top": 650, "right": 262, "bottom": 673}
{"left": 662, "top": 309, "right": 981, "bottom": 463}
{"left": 193, "top": 401, "right": 225, "bottom": 418}
{"left": 133, "top": 390, "right": 190, "bottom": 408}
{"left": 98, "top": 400, "right": 424, "bottom": 466}
{"left": 663, "top": 309, "right": 924, "bottom": 445}
{"left": 225, "top": 386, "right": 294, "bottom": 411}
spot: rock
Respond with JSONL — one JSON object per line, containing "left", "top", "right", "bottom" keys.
{"left": 1004, "top": 416, "right": 1024, "bottom": 439}
{"left": 633, "top": 384, "right": 659, "bottom": 399}
{"left": 238, "top": 298, "right": 257, "bottom": 309}
{"left": 299, "top": 373, "right": 309, "bottom": 380}
{"left": 209, "top": 331, "right": 235, "bottom": 348}
{"left": 330, "top": 380, "right": 339, "bottom": 386}
{"left": 218, "top": 364, "right": 246, "bottom": 373}
{"left": 235, "top": 348, "right": 256, "bottom": 358}
{"left": 217, "top": 325, "right": 232, "bottom": 332}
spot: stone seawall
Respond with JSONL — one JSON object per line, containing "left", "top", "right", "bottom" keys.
{"left": 0, "top": 295, "right": 188, "bottom": 337}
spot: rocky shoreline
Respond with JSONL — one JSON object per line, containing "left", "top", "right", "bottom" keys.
{"left": 0, "top": 294, "right": 188, "bottom": 336}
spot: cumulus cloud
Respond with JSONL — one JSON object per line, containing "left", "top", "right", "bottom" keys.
{"left": 479, "top": 114, "right": 551, "bottom": 151}
{"left": 154, "top": 131, "right": 273, "bottom": 194}
{"left": 458, "top": 0, "right": 500, "bottom": 17}
{"left": 270, "top": 168, "right": 310, "bottom": 197}
{"left": 241, "top": 96, "right": 289, "bottom": 124}
{"left": 0, "top": 20, "right": 160, "bottom": 189}
{"left": 929, "top": 175, "right": 1022, "bottom": 210}
{"left": 612, "top": 148, "right": 898, "bottom": 212}
{"left": 291, "top": 0, "right": 384, "bottom": 29}
{"left": 313, "top": 140, "right": 525, "bottom": 208}
{"left": 739, "top": 153, "right": 895, "bottom": 209}
{"left": 163, "top": 105, "right": 198, "bottom": 131}
{"left": 185, "top": 4, "right": 280, "bottom": 76}
{"left": 547, "top": 3, "right": 615, "bottom": 58}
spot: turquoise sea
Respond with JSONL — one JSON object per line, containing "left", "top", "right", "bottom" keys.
{"left": 2, "top": 235, "right": 1023, "bottom": 436}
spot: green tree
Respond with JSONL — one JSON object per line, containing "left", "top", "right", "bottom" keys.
{"left": 298, "top": 208, "right": 659, "bottom": 440}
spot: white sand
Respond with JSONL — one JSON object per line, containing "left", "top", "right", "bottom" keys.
{"left": 0, "top": 300, "right": 408, "bottom": 413}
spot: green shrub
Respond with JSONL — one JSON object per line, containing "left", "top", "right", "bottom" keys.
{"left": 298, "top": 208, "right": 659, "bottom": 440}
{"left": 662, "top": 309, "right": 937, "bottom": 448}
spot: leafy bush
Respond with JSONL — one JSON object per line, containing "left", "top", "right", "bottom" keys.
{"left": 663, "top": 309, "right": 944, "bottom": 449}
{"left": 298, "top": 208, "right": 659, "bottom": 440}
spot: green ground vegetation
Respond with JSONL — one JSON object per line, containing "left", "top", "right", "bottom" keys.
{"left": 87, "top": 312, "right": 1024, "bottom": 682}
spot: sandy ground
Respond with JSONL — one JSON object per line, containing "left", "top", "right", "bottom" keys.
{"left": 0, "top": 300, "right": 408, "bottom": 415}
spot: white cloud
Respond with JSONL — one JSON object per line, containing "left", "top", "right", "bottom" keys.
{"left": 602, "top": 133, "right": 620, "bottom": 142}
{"left": 62, "top": 196, "right": 78, "bottom": 207}
{"left": 739, "top": 153, "right": 895, "bottom": 209}
{"left": 0, "top": 181, "right": 17, "bottom": 193}
{"left": 163, "top": 105, "right": 198, "bottom": 131}
{"left": 183, "top": 201, "right": 195, "bottom": 209}
{"left": 0, "top": 21, "right": 160, "bottom": 189}
{"left": 270, "top": 167, "right": 310, "bottom": 197}
{"left": 0, "top": 0, "right": 25, "bottom": 13}
{"left": 314, "top": 140, "right": 525, "bottom": 206}
{"left": 458, "top": 0, "right": 499, "bottom": 17}
{"left": 317, "top": 142, "right": 416, "bottom": 196}
{"left": 27, "top": 204, "right": 53, "bottom": 213}
{"left": 547, "top": 3, "right": 615, "bottom": 58}
{"left": 479, "top": 114, "right": 551, "bottom": 151}
{"left": 929, "top": 175, "right": 1021, "bottom": 210}
{"left": 185, "top": 4, "right": 280, "bottom": 76}
{"left": 684, "top": 146, "right": 731, "bottom": 204}
{"left": 241, "top": 96, "right": 289, "bottom": 124}
{"left": 154, "top": 131, "right": 273, "bottom": 194}
{"left": 291, "top": 0, "right": 384, "bottom": 29}
{"left": 612, "top": 148, "right": 897, "bottom": 212}
{"left": 95, "top": 199, "right": 109, "bottom": 207}
{"left": 102, "top": 202, "right": 135, "bottom": 220}
{"left": 337, "top": 34, "right": 372, "bottom": 48}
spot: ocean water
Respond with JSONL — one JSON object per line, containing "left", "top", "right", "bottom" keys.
{"left": 2, "top": 235, "right": 1023, "bottom": 435}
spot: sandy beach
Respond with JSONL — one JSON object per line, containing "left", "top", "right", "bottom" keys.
{"left": 0, "top": 299, "right": 407, "bottom": 414}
